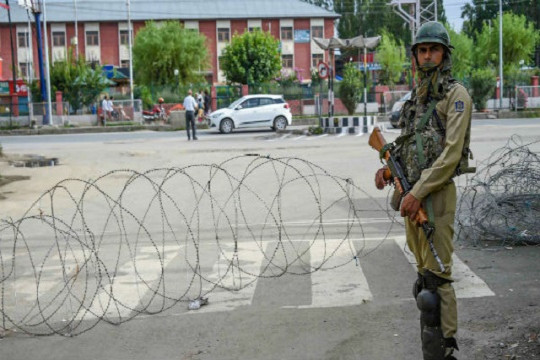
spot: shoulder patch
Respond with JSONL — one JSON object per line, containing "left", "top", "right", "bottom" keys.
{"left": 455, "top": 100, "right": 465, "bottom": 112}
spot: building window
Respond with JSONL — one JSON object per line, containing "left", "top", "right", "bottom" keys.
{"left": 17, "top": 32, "right": 29, "bottom": 48}
{"left": 248, "top": 27, "right": 260, "bottom": 32}
{"left": 281, "top": 27, "right": 293, "bottom": 40}
{"left": 282, "top": 54, "right": 293, "bottom": 68}
{"left": 312, "top": 54, "right": 324, "bottom": 68}
{"left": 19, "top": 62, "right": 29, "bottom": 77}
{"left": 53, "top": 32, "right": 66, "bottom": 47}
{"left": 218, "top": 28, "right": 230, "bottom": 42}
{"left": 120, "top": 30, "right": 129, "bottom": 46}
{"left": 311, "top": 26, "right": 323, "bottom": 39}
{"left": 121, "top": 60, "right": 130, "bottom": 68}
{"left": 218, "top": 56, "right": 224, "bottom": 70}
{"left": 86, "top": 31, "right": 99, "bottom": 46}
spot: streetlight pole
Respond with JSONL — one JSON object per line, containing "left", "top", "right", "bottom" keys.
{"left": 31, "top": 1, "right": 47, "bottom": 115}
{"left": 42, "top": 0, "right": 53, "bottom": 125}
{"left": 127, "top": 0, "right": 134, "bottom": 112}
{"left": 499, "top": 0, "right": 504, "bottom": 109}
{"left": 73, "top": 0, "right": 78, "bottom": 59}
{"left": 5, "top": 0, "right": 17, "bottom": 128}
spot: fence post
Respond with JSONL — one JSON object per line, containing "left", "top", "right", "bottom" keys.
{"left": 496, "top": 77, "right": 500, "bottom": 101}
{"left": 211, "top": 85, "right": 217, "bottom": 112}
{"left": 531, "top": 76, "right": 539, "bottom": 97}
{"left": 55, "top": 91, "right": 63, "bottom": 116}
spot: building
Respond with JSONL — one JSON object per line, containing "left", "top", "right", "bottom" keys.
{"left": 0, "top": 0, "right": 340, "bottom": 84}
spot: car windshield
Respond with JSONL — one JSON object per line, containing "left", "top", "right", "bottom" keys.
{"left": 228, "top": 98, "right": 246, "bottom": 109}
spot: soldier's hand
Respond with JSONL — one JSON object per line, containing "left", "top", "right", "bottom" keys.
{"left": 400, "top": 193, "right": 421, "bottom": 220}
{"left": 375, "top": 166, "right": 389, "bottom": 190}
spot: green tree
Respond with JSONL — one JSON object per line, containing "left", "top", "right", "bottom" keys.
{"left": 133, "top": 21, "right": 208, "bottom": 87}
{"left": 375, "top": 30, "right": 406, "bottom": 87}
{"left": 220, "top": 30, "right": 281, "bottom": 84}
{"left": 49, "top": 49, "right": 109, "bottom": 113}
{"left": 334, "top": 0, "right": 360, "bottom": 40}
{"left": 339, "top": 62, "right": 363, "bottom": 115}
{"left": 462, "top": 0, "right": 540, "bottom": 41}
{"left": 474, "top": 13, "right": 539, "bottom": 71}
{"left": 301, "top": 0, "right": 332, "bottom": 9}
{"left": 446, "top": 26, "right": 473, "bottom": 81}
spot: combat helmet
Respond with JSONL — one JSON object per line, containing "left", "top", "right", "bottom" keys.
{"left": 412, "top": 21, "right": 453, "bottom": 53}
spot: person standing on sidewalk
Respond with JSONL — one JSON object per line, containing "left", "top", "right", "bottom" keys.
{"left": 374, "top": 21, "right": 474, "bottom": 360}
{"left": 101, "top": 95, "right": 110, "bottom": 126}
{"left": 183, "top": 89, "right": 198, "bottom": 140}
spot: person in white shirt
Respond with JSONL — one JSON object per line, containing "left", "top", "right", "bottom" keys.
{"left": 183, "top": 89, "right": 199, "bottom": 140}
{"left": 107, "top": 96, "right": 115, "bottom": 121}
{"left": 101, "top": 95, "right": 109, "bottom": 126}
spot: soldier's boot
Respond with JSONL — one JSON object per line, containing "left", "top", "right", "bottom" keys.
{"left": 415, "top": 271, "right": 459, "bottom": 360}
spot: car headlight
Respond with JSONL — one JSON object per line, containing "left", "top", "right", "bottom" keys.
{"left": 211, "top": 112, "right": 222, "bottom": 119}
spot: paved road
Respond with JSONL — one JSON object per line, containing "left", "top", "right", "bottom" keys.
{"left": 0, "top": 119, "right": 539, "bottom": 360}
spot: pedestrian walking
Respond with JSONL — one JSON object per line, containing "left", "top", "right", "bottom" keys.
{"left": 374, "top": 21, "right": 474, "bottom": 360}
{"left": 183, "top": 89, "right": 198, "bottom": 140}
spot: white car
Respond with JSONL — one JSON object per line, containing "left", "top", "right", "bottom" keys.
{"left": 388, "top": 91, "right": 411, "bottom": 128}
{"left": 209, "top": 94, "right": 292, "bottom": 134}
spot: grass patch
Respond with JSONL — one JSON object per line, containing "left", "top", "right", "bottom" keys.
{"left": 106, "top": 121, "right": 142, "bottom": 127}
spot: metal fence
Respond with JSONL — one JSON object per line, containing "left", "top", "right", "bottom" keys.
{"left": 514, "top": 86, "right": 540, "bottom": 110}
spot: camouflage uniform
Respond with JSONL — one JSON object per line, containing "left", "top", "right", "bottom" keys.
{"left": 401, "top": 81, "right": 472, "bottom": 337}
{"left": 393, "top": 21, "right": 473, "bottom": 360}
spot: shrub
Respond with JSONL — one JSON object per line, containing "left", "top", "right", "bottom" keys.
{"left": 338, "top": 63, "right": 363, "bottom": 115}
{"left": 470, "top": 68, "right": 496, "bottom": 111}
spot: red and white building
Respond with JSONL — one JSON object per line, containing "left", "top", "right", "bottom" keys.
{"left": 0, "top": 0, "right": 340, "bottom": 84}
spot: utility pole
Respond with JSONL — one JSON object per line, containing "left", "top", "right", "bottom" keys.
{"left": 389, "top": 0, "right": 439, "bottom": 42}
{"left": 73, "top": 0, "right": 79, "bottom": 59}
{"left": 4, "top": 0, "right": 17, "bottom": 128}
{"left": 499, "top": 0, "right": 504, "bottom": 109}
{"left": 127, "top": 0, "right": 134, "bottom": 112}
{"left": 26, "top": 11, "right": 34, "bottom": 124}
{"left": 43, "top": 0, "right": 53, "bottom": 125}
{"left": 30, "top": 0, "right": 48, "bottom": 124}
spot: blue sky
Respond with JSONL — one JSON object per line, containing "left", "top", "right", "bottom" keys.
{"left": 444, "top": 0, "right": 471, "bottom": 32}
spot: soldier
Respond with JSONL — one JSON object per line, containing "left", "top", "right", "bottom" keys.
{"left": 375, "top": 22, "right": 474, "bottom": 360}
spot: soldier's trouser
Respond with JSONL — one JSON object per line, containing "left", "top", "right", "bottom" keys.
{"left": 405, "top": 182, "right": 457, "bottom": 339}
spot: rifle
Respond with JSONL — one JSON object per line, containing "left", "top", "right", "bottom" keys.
{"left": 369, "top": 127, "right": 445, "bottom": 273}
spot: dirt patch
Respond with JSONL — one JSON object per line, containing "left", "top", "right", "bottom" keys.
{"left": 481, "top": 328, "right": 539, "bottom": 359}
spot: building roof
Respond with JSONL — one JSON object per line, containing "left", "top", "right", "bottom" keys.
{"left": 1, "top": 0, "right": 339, "bottom": 24}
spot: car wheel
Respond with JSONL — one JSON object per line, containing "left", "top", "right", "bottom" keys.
{"left": 219, "top": 118, "right": 234, "bottom": 134}
{"left": 273, "top": 116, "right": 287, "bottom": 131}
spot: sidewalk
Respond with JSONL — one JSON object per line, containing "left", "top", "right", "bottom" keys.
{"left": 0, "top": 111, "right": 536, "bottom": 136}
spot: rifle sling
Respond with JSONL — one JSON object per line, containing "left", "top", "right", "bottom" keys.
{"left": 414, "top": 99, "right": 438, "bottom": 168}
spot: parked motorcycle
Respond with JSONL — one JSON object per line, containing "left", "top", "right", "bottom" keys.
{"left": 143, "top": 98, "right": 167, "bottom": 123}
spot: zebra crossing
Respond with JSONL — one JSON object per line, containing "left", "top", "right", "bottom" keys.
{"left": 3, "top": 236, "right": 495, "bottom": 325}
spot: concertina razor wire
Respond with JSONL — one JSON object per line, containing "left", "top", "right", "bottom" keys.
{"left": 0, "top": 155, "right": 398, "bottom": 337}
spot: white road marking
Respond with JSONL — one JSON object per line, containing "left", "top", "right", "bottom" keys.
{"left": 74, "top": 245, "right": 180, "bottom": 321}
{"left": 293, "top": 135, "right": 306, "bottom": 141}
{"left": 394, "top": 236, "right": 495, "bottom": 298}
{"left": 191, "top": 241, "right": 267, "bottom": 314}
{"left": 11, "top": 249, "right": 85, "bottom": 301}
{"left": 306, "top": 134, "right": 328, "bottom": 140}
{"left": 286, "top": 239, "right": 372, "bottom": 309}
